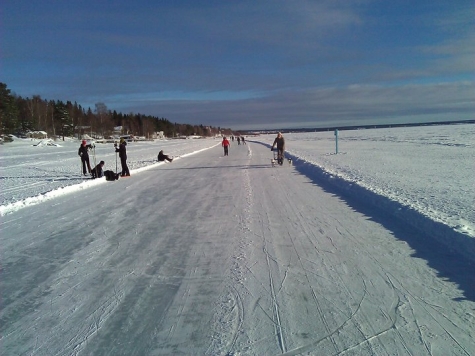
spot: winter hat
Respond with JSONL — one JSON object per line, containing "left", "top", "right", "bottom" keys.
{"left": 99, "top": 161, "right": 105, "bottom": 165}
{"left": 82, "top": 140, "right": 87, "bottom": 145}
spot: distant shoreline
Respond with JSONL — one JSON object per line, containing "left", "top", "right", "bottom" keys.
{"left": 244, "top": 119, "right": 475, "bottom": 134}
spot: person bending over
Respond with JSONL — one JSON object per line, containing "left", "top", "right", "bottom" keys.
{"left": 92, "top": 160, "right": 105, "bottom": 178}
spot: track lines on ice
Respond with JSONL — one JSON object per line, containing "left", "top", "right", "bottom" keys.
{"left": 281, "top": 287, "right": 367, "bottom": 356}
{"left": 263, "top": 239, "right": 287, "bottom": 354}
{"left": 217, "top": 285, "right": 245, "bottom": 355}
{"left": 385, "top": 272, "right": 472, "bottom": 356}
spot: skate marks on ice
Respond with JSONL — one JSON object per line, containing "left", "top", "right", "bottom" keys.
{"left": 283, "top": 168, "right": 473, "bottom": 355}
{"left": 2, "top": 140, "right": 473, "bottom": 355}
{"left": 0, "top": 208, "right": 179, "bottom": 355}
{"left": 291, "top": 158, "right": 475, "bottom": 302}
{"left": 206, "top": 147, "right": 254, "bottom": 355}
{"left": 212, "top": 149, "right": 474, "bottom": 355}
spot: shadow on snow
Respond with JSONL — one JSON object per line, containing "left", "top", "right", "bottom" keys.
{"left": 255, "top": 141, "right": 475, "bottom": 302}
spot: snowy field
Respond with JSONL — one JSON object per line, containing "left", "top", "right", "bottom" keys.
{"left": 1, "top": 124, "right": 474, "bottom": 355}
{"left": 260, "top": 124, "right": 475, "bottom": 259}
{"left": 0, "top": 137, "right": 223, "bottom": 209}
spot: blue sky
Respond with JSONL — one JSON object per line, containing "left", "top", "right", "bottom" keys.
{"left": 2, "top": 0, "right": 474, "bottom": 130}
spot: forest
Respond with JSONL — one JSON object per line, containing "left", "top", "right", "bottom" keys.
{"left": 0, "top": 82, "right": 232, "bottom": 140}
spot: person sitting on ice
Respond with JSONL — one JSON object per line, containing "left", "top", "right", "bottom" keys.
{"left": 157, "top": 150, "right": 173, "bottom": 162}
{"left": 91, "top": 161, "right": 105, "bottom": 179}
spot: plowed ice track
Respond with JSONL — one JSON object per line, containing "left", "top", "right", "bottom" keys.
{"left": 1, "top": 141, "right": 473, "bottom": 355}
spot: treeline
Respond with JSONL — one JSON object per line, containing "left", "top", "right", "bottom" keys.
{"left": 0, "top": 82, "right": 232, "bottom": 139}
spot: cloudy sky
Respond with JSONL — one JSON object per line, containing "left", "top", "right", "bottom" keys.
{"left": 2, "top": 0, "right": 474, "bottom": 130}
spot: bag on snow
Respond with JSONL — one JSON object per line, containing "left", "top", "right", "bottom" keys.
{"left": 104, "top": 170, "right": 120, "bottom": 181}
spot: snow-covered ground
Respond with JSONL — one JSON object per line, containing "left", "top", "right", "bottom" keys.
{"left": 1, "top": 124, "right": 474, "bottom": 355}
{"left": 260, "top": 124, "right": 475, "bottom": 259}
{"left": 0, "top": 137, "right": 222, "bottom": 211}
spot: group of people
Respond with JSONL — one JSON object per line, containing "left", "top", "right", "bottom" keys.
{"left": 221, "top": 135, "right": 248, "bottom": 156}
{"left": 221, "top": 132, "right": 285, "bottom": 164}
{"left": 78, "top": 139, "right": 105, "bottom": 178}
{"left": 78, "top": 138, "right": 131, "bottom": 178}
{"left": 79, "top": 132, "right": 285, "bottom": 177}
{"left": 78, "top": 138, "right": 175, "bottom": 179}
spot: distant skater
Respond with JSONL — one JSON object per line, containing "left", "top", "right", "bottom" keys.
{"left": 222, "top": 137, "right": 230, "bottom": 156}
{"left": 271, "top": 132, "right": 285, "bottom": 165}
{"left": 158, "top": 150, "right": 173, "bottom": 162}
{"left": 78, "top": 139, "right": 92, "bottom": 175}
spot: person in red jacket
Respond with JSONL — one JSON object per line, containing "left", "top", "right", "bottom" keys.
{"left": 222, "top": 137, "right": 230, "bottom": 156}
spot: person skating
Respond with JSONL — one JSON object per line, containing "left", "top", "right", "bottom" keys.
{"left": 222, "top": 137, "right": 230, "bottom": 156}
{"left": 157, "top": 150, "right": 173, "bottom": 162}
{"left": 78, "top": 139, "right": 92, "bottom": 175}
{"left": 91, "top": 160, "right": 105, "bottom": 179}
{"left": 271, "top": 132, "right": 285, "bottom": 165}
{"left": 115, "top": 138, "right": 130, "bottom": 176}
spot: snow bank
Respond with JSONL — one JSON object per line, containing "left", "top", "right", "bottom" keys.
{"left": 289, "top": 154, "right": 475, "bottom": 262}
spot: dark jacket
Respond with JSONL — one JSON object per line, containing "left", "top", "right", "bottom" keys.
{"left": 78, "top": 144, "right": 90, "bottom": 159}
{"left": 157, "top": 150, "right": 170, "bottom": 161}
{"left": 116, "top": 142, "right": 127, "bottom": 159}
{"left": 272, "top": 136, "right": 285, "bottom": 150}
{"left": 92, "top": 163, "right": 104, "bottom": 178}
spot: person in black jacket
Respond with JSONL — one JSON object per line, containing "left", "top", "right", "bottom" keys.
{"left": 271, "top": 132, "right": 285, "bottom": 165}
{"left": 157, "top": 150, "right": 173, "bottom": 162}
{"left": 115, "top": 138, "right": 130, "bottom": 176}
{"left": 91, "top": 161, "right": 105, "bottom": 179}
{"left": 78, "top": 140, "right": 92, "bottom": 175}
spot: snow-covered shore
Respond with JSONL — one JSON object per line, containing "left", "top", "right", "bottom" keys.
{"left": 0, "top": 137, "right": 221, "bottom": 213}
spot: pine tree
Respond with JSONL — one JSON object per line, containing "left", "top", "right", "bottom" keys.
{"left": 54, "top": 101, "right": 73, "bottom": 140}
{"left": 0, "top": 82, "right": 20, "bottom": 135}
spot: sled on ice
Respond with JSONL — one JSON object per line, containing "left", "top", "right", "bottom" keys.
{"left": 271, "top": 150, "right": 292, "bottom": 167}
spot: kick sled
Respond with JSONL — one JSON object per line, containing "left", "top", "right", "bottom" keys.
{"left": 271, "top": 150, "right": 292, "bottom": 167}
